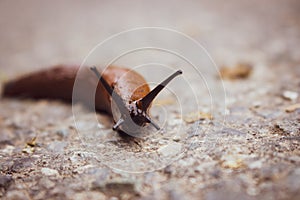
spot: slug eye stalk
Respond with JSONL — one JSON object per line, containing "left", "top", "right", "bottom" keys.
{"left": 138, "top": 70, "right": 182, "bottom": 112}
{"left": 90, "top": 67, "right": 182, "bottom": 133}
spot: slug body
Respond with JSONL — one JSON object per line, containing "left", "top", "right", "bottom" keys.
{"left": 2, "top": 65, "right": 182, "bottom": 135}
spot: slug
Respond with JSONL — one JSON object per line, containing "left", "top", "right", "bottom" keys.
{"left": 2, "top": 65, "right": 182, "bottom": 135}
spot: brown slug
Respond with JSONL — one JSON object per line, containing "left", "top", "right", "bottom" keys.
{"left": 2, "top": 65, "right": 182, "bottom": 134}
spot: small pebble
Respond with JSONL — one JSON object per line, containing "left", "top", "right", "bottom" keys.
{"left": 22, "top": 146, "right": 34, "bottom": 154}
{"left": 252, "top": 101, "right": 261, "bottom": 108}
{"left": 41, "top": 167, "right": 59, "bottom": 176}
{"left": 172, "top": 135, "right": 181, "bottom": 142}
{"left": 220, "top": 63, "right": 253, "bottom": 80}
{"left": 285, "top": 103, "right": 300, "bottom": 112}
{"left": 282, "top": 90, "right": 298, "bottom": 101}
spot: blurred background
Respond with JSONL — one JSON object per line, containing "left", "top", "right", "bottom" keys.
{"left": 0, "top": 0, "right": 299, "bottom": 76}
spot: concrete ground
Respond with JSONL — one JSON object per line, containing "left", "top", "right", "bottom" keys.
{"left": 0, "top": 0, "right": 299, "bottom": 199}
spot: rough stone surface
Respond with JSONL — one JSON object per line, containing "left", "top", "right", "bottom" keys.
{"left": 0, "top": 0, "right": 300, "bottom": 199}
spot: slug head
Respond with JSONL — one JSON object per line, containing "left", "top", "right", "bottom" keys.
{"left": 90, "top": 67, "right": 182, "bottom": 135}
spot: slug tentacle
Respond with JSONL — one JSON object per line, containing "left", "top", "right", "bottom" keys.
{"left": 139, "top": 70, "right": 183, "bottom": 111}
{"left": 90, "top": 66, "right": 128, "bottom": 116}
